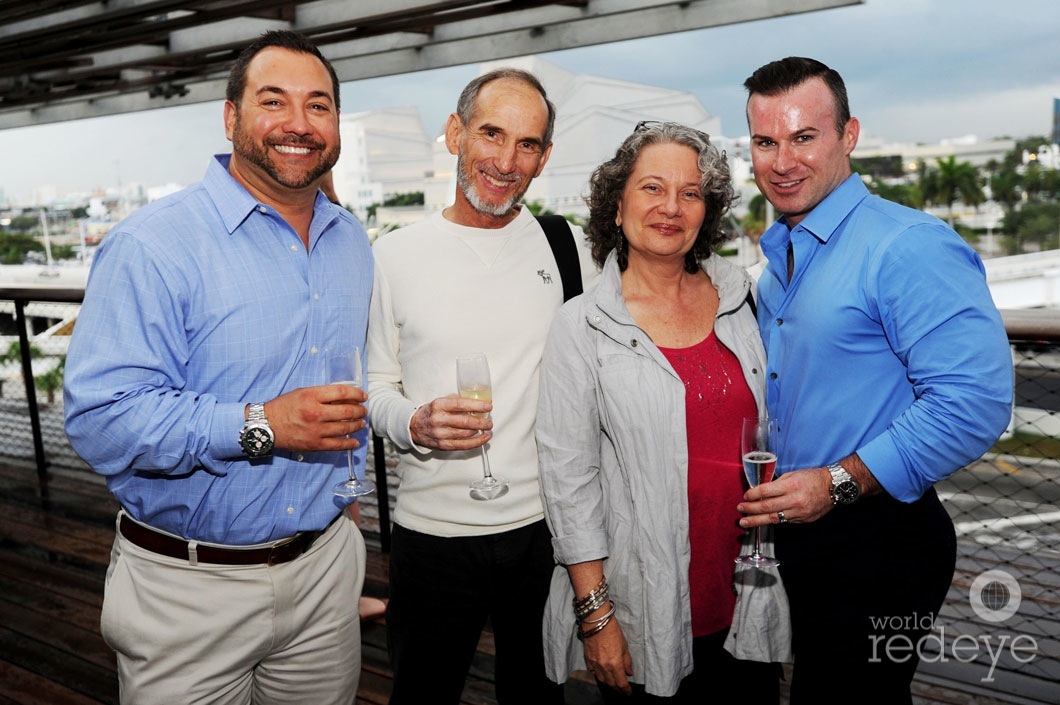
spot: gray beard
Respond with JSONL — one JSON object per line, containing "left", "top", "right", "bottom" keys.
{"left": 456, "top": 153, "right": 526, "bottom": 218}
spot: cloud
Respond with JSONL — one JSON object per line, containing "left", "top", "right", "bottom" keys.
{"left": 865, "top": 83, "right": 1060, "bottom": 144}
{"left": 3, "top": 0, "right": 1058, "bottom": 202}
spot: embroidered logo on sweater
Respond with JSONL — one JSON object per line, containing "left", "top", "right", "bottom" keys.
{"left": 537, "top": 269, "right": 553, "bottom": 284}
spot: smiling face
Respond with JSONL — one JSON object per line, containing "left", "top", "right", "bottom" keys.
{"left": 224, "top": 46, "right": 340, "bottom": 199}
{"left": 616, "top": 141, "right": 706, "bottom": 266}
{"left": 746, "top": 77, "right": 859, "bottom": 227}
{"left": 444, "top": 77, "right": 553, "bottom": 228}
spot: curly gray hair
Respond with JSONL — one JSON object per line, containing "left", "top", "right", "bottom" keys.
{"left": 586, "top": 122, "right": 735, "bottom": 273}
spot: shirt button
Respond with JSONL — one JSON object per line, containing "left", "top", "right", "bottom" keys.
{"left": 314, "top": 293, "right": 321, "bottom": 300}
{"left": 286, "top": 507, "right": 294, "bottom": 515}
{"left": 310, "top": 346, "right": 319, "bottom": 355}
{"left": 258, "top": 206, "right": 267, "bottom": 213}
{"left": 290, "top": 245, "right": 298, "bottom": 252}
{"left": 593, "top": 316, "right": 601, "bottom": 323}
{"left": 770, "top": 372, "right": 778, "bottom": 380}
{"left": 776, "top": 318, "right": 784, "bottom": 325}
{"left": 631, "top": 339, "right": 638, "bottom": 347}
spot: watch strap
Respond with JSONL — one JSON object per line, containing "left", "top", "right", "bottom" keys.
{"left": 827, "top": 462, "right": 859, "bottom": 505}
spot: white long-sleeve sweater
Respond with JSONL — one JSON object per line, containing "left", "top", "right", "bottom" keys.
{"left": 367, "top": 207, "right": 598, "bottom": 537}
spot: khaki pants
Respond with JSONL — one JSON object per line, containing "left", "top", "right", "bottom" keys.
{"left": 101, "top": 512, "right": 366, "bottom": 705}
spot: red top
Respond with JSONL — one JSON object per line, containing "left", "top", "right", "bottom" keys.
{"left": 659, "top": 331, "right": 756, "bottom": 637}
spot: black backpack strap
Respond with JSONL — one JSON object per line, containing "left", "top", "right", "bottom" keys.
{"left": 745, "top": 289, "right": 757, "bottom": 319}
{"left": 536, "top": 214, "right": 583, "bottom": 302}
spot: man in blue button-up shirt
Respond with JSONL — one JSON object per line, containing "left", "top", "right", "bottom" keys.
{"left": 736, "top": 57, "right": 1012, "bottom": 704}
{"left": 64, "top": 30, "right": 372, "bottom": 704}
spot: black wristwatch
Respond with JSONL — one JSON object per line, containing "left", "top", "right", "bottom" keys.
{"left": 827, "top": 463, "right": 860, "bottom": 505}
{"left": 239, "top": 402, "right": 275, "bottom": 457}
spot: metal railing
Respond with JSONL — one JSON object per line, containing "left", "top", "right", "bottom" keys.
{"left": 2, "top": 289, "right": 1058, "bottom": 703}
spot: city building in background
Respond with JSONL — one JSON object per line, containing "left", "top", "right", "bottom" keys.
{"left": 330, "top": 106, "right": 433, "bottom": 224}
{"left": 1053, "top": 97, "right": 1059, "bottom": 145}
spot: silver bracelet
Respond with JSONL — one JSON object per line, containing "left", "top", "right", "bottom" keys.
{"left": 580, "top": 600, "right": 616, "bottom": 625}
{"left": 577, "top": 612, "right": 615, "bottom": 641}
{"left": 573, "top": 580, "right": 610, "bottom": 621}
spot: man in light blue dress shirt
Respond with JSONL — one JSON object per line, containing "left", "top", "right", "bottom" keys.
{"left": 64, "top": 30, "right": 373, "bottom": 704}
{"left": 736, "top": 57, "right": 1012, "bottom": 704}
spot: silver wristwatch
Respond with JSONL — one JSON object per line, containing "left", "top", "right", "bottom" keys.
{"left": 238, "top": 402, "right": 275, "bottom": 457}
{"left": 827, "top": 462, "right": 860, "bottom": 505}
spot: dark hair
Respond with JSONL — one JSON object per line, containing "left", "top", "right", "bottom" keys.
{"left": 743, "top": 57, "right": 850, "bottom": 135}
{"left": 226, "top": 30, "right": 341, "bottom": 110}
{"left": 455, "top": 68, "right": 556, "bottom": 146}
{"left": 586, "top": 122, "right": 735, "bottom": 273}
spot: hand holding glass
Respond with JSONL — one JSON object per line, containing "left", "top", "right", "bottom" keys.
{"left": 456, "top": 353, "right": 509, "bottom": 501}
{"left": 325, "top": 347, "right": 375, "bottom": 498}
{"left": 737, "top": 416, "right": 779, "bottom": 567}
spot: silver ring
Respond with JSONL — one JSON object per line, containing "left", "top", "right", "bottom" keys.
{"left": 777, "top": 511, "right": 788, "bottom": 524}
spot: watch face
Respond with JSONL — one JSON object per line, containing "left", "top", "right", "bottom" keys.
{"left": 835, "top": 481, "right": 859, "bottom": 504}
{"left": 240, "top": 424, "right": 274, "bottom": 457}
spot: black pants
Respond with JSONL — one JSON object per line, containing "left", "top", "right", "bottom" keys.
{"left": 777, "top": 488, "right": 957, "bottom": 705}
{"left": 386, "top": 520, "right": 564, "bottom": 705}
{"left": 597, "top": 629, "right": 781, "bottom": 704}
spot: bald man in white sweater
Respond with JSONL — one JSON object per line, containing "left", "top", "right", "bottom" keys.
{"left": 366, "top": 68, "right": 597, "bottom": 705}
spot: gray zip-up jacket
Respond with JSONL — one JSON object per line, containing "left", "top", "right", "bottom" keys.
{"left": 537, "top": 251, "right": 791, "bottom": 697}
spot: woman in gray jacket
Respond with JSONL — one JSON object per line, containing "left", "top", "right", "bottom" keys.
{"left": 537, "top": 122, "right": 789, "bottom": 702}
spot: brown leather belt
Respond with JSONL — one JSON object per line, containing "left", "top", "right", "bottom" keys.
{"left": 118, "top": 513, "right": 331, "bottom": 566}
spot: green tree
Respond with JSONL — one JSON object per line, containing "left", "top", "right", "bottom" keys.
{"left": 865, "top": 179, "right": 923, "bottom": 209}
{"left": 1003, "top": 201, "right": 1060, "bottom": 253}
{"left": 523, "top": 200, "right": 555, "bottom": 217}
{"left": 5, "top": 214, "right": 38, "bottom": 232}
{"left": 989, "top": 167, "right": 1022, "bottom": 220}
{"left": 0, "top": 232, "right": 44, "bottom": 265}
{"left": 34, "top": 355, "right": 65, "bottom": 406}
{"left": 741, "top": 193, "right": 768, "bottom": 240}
{"left": 2, "top": 339, "right": 41, "bottom": 364}
{"left": 923, "top": 156, "right": 984, "bottom": 227}
{"left": 382, "top": 192, "right": 424, "bottom": 207}
{"left": 1, "top": 340, "right": 42, "bottom": 400}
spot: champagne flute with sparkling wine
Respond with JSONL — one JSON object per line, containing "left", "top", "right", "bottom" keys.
{"left": 456, "top": 353, "right": 509, "bottom": 501}
{"left": 737, "top": 416, "right": 780, "bottom": 567}
{"left": 325, "top": 347, "right": 376, "bottom": 498}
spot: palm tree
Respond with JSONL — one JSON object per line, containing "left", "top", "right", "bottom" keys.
{"left": 923, "top": 156, "right": 985, "bottom": 227}
{"left": 1, "top": 340, "right": 42, "bottom": 399}
{"left": 35, "top": 355, "right": 66, "bottom": 406}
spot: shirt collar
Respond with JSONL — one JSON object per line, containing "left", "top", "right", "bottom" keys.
{"left": 792, "top": 173, "right": 869, "bottom": 244}
{"left": 203, "top": 154, "right": 261, "bottom": 235}
{"left": 759, "top": 173, "right": 869, "bottom": 288}
{"left": 202, "top": 154, "right": 343, "bottom": 243}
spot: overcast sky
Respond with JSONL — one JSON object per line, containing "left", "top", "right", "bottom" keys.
{"left": 4, "top": 0, "right": 1058, "bottom": 203}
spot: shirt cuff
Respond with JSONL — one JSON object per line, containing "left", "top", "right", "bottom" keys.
{"left": 211, "top": 401, "right": 249, "bottom": 462}
{"left": 857, "top": 433, "right": 922, "bottom": 503}
{"left": 551, "top": 529, "right": 610, "bottom": 566}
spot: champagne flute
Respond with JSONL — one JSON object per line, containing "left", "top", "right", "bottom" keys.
{"left": 325, "top": 347, "right": 376, "bottom": 498}
{"left": 456, "top": 353, "right": 509, "bottom": 501}
{"left": 737, "top": 416, "right": 779, "bottom": 567}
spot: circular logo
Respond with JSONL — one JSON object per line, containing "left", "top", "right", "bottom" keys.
{"left": 969, "top": 569, "right": 1021, "bottom": 623}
